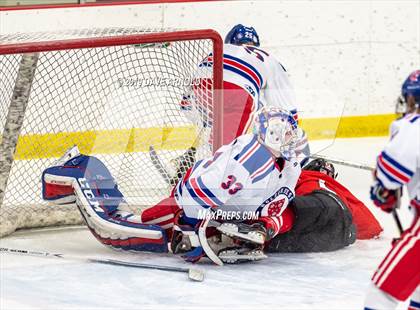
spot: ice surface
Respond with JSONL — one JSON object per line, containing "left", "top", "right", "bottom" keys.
{"left": 0, "top": 137, "right": 412, "bottom": 309}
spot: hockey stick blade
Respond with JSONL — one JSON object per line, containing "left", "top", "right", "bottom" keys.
{"left": 0, "top": 247, "right": 204, "bottom": 282}
{"left": 149, "top": 145, "right": 172, "bottom": 185}
{"left": 149, "top": 125, "right": 204, "bottom": 187}
{"left": 188, "top": 267, "right": 206, "bottom": 282}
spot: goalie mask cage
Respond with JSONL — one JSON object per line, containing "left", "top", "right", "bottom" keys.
{"left": 0, "top": 28, "right": 223, "bottom": 237}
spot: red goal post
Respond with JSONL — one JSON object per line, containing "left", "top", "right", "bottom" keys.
{"left": 0, "top": 28, "right": 223, "bottom": 237}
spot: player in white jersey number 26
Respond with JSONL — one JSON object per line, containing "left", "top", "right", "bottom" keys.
{"left": 182, "top": 24, "right": 310, "bottom": 166}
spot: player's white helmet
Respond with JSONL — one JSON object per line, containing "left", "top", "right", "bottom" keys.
{"left": 253, "top": 107, "right": 298, "bottom": 158}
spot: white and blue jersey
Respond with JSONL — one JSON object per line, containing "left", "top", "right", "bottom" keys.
{"left": 390, "top": 112, "right": 417, "bottom": 138}
{"left": 174, "top": 134, "right": 301, "bottom": 223}
{"left": 197, "top": 44, "right": 299, "bottom": 121}
{"left": 376, "top": 113, "right": 420, "bottom": 213}
{"left": 223, "top": 44, "right": 298, "bottom": 117}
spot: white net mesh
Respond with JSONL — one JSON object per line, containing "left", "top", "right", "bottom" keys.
{"left": 0, "top": 27, "right": 222, "bottom": 237}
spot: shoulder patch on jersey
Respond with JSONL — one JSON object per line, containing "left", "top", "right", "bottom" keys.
{"left": 199, "top": 55, "right": 213, "bottom": 68}
{"left": 267, "top": 198, "right": 285, "bottom": 216}
{"left": 256, "top": 186, "right": 294, "bottom": 215}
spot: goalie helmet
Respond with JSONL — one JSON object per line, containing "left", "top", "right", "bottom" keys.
{"left": 396, "top": 69, "right": 420, "bottom": 114}
{"left": 253, "top": 107, "right": 298, "bottom": 159}
{"left": 225, "top": 24, "right": 260, "bottom": 47}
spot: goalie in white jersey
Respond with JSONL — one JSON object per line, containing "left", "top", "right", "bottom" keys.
{"left": 170, "top": 107, "right": 301, "bottom": 264}
{"left": 41, "top": 107, "right": 300, "bottom": 265}
{"left": 364, "top": 70, "right": 420, "bottom": 310}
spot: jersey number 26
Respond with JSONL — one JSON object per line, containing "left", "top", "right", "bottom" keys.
{"left": 243, "top": 46, "right": 269, "bottom": 62}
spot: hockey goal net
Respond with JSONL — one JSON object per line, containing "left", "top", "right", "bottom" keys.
{"left": 0, "top": 28, "right": 223, "bottom": 237}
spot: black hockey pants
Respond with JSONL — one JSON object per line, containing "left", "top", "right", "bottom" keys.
{"left": 266, "top": 190, "right": 356, "bottom": 253}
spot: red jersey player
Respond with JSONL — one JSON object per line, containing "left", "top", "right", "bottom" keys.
{"left": 266, "top": 158, "right": 382, "bottom": 253}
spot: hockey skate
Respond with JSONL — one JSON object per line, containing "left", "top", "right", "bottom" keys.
{"left": 205, "top": 225, "right": 268, "bottom": 264}
{"left": 218, "top": 246, "right": 267, "bottom": 264}
{"left": 216, "top": 222, "right": 266, "bottom": 245}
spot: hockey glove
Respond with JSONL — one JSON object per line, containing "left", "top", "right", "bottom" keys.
{"left": 370, "top": 181, "right": 398, "bottom": 213}
{"left": 171, "top": 211, "right": 204, "bottom": 262}
{"left": 256, "top": 207, "right": 296, "bottom": 241}
{"left": 170, "top": 211, "right": 224, "bottom": 265}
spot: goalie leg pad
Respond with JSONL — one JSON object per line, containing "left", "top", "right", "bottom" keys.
{"left": 42, "top": 153, "right": 168, "bottom": 253}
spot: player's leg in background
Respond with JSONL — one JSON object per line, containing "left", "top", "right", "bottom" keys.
{"left": 364, "top": 215, "right": 420, "bottom": 309}
{"left": 408, "top": 286, "right": 420, "bottom": 310}
{"left": 364, "top": 283, "right": 399, "bottom": 310}
{"left": 222, "top": 81, "right": 255, "bottom": 144}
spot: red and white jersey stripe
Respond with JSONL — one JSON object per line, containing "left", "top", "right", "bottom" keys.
{"left": 222, "top": 44, "right": 298, "bottom": 115}
{"left": 370, "top": 215, "right": 420, "bottom": 301}
{"left": 377, "top": 113, "right": 419, "bottom": 207}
